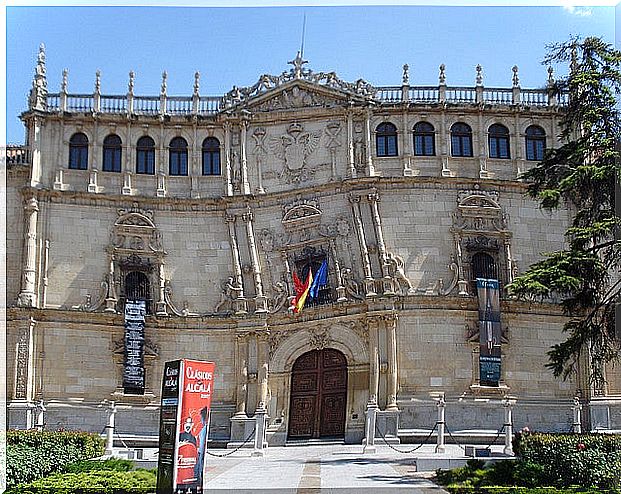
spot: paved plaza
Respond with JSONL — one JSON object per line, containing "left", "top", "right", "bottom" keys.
{"left": 194, "top": 442, "right": 492, "bottom": 493}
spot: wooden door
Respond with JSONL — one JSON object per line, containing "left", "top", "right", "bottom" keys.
{"left": 288, "top": 348, "right": 347, "bottom": 439}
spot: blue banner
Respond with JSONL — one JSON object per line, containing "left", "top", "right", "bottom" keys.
{"left": 476, "top": 278, "right": 502, "bottom": 387}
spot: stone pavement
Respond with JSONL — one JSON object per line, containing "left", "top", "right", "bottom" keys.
{"left": 198, "top": 443, "right": 472, "bottom": 493}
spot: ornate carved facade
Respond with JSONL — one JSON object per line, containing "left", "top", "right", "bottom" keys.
{"left": 6, "top": 46, "right": 620, "bottom": 441}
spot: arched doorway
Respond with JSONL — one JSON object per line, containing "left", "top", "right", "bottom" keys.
{"left": 288, "top": 348, "right": 347, "bottom": 439}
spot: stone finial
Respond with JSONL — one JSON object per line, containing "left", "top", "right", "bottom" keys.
{"left": 95, "top": 70, "right": 101, "bottom": 93}
{"left": 439, "top": 64, "right": 446, "bottom": 85}
{"left": 402, "top": 64, "right": 409, "bottom": 85}
{"left": 512, "top": 65, "right": 519, "bottom": 88}
{"left": 61, "top": 69, "right": 68, "bottom": 93}
{"left": 193, "top": 71, "right": 200, "bottom": 97}
{"left": 161, "top": 71, "right": 167, "bottom": 95}
{"left": 128, "top": 71, "right": 135, "bottom": 93}
{"left": 547, "top": 66, "right": 555, "bottom": 86}
{"left": 29, "top": 43, "right": 48, "bottom": 110}
{"left": 475, "top": 64, "right": 483, "bottom": 86}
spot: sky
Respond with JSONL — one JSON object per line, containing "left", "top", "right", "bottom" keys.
{"left": 4, "top": 2, "right": 617, "bottom": 144}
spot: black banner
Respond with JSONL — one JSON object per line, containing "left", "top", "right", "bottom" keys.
{"left": 476, "top": 278, "right": 502, "bottom": 386}
{"left": 123, "top": 300, "right": 146, "bottom": 394}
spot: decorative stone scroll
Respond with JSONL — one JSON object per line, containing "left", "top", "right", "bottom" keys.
{"left": 221, "top": 53, "right": 376, "bottom": 109}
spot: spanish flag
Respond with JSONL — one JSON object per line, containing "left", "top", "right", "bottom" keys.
{"left": 291, "top": 269, "right": 313, "bottom": 313}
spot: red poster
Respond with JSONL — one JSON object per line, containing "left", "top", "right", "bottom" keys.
{"left": 174, "top": 359, "right": 216, "bottom": 493}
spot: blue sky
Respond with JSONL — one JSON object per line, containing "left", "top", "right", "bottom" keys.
{"left": 5, "top": 3, "right": 616, "bottom": 143}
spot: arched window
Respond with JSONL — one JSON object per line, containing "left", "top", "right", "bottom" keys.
{"left": 169, "top": 137, "right": 188, "bottom": 176}
{"left": 124, "top": 271, "right": 152, "bottom": 313}
{"left": 450, "top": 123, "right": 473, "bottom": 157}
{"left": 525, "top": 125, "right": 546, "bottom": 161}
{"left": 488, "top": 124, "right": 510, "bottom": 159}
{"left": 69, "top": 132, "right": 89, "bottom": 170}
{"left": 413, "top": 122, "right": 435, "bottom": 156}
{"left": 376, "top": 122, "right": 398, "bottom": 157}
{"left": 136, "top": 136, "right": 155, "bottom": 175}
{"left": 472, "top": 252, "right": 499, "bottom": 281}
{"left": 202, "top": 137, "right": 221, "bottom": 176}
{"left": 102, "top": 134, "right": 122, "bottom": 172}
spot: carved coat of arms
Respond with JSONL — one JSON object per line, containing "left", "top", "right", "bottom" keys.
{"left": 269, "top": 122, "right": 322, "bottom": 183}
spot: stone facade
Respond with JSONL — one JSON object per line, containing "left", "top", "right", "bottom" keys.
{"left": 6, "top": 46, "right": 620, "bottom": 442}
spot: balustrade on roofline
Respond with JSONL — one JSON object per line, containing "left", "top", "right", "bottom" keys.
{"left": 6, "top": 145, "right": 31, "bottom": 165}
{"left": 42, "top": 84, "right": 561, "bottom": 116}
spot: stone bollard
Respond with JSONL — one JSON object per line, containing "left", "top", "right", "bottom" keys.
{"left": 572, "top": 396, "right": 582, "bottom": 433}
{"left": 251, "top": 407, "right": 268, "bottom": 457}
{"left": 35, "top": 400, "right": 46, "bottom": 432}
{"left": 105, "top": 401, "right": 117, "bottom": 455}
{"left": 435, "top": 394, "right": 446, "bottom": 454}
{"left": 503, "top": 397, "right": 516, "bottom": 456}
{"left": 363, "top": 401, "right": 378, "bottom": 454}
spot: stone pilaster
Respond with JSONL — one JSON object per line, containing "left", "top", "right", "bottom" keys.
{"left": 364, "top": 108, "right": 375, "bottom": 176}
{"left": 234, "top": 334, "right": 249, "bottom": 416}
{"left": 240, "top": 118, "right": 251, "bottom": 195}
{"left": 346, "top": 109, "right": 356, "bottom": 178}
{"left": 368, "top": 318, "right": 380, "bottom": 405}
{"left": 224, "top": 121, "right": 233, "bottom": 196}
{"left": 256, "top": 333, "right": 269, "bottom": 411}
{"left": 385, "top": 314, "right": 399, "bottom": 410}
{"left": 17, "top": 196, "right": 39, "bottom": 307}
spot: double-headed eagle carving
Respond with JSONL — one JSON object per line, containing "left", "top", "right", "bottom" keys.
{"left": 269, "top": 122, "right": 322, "bottom": 172}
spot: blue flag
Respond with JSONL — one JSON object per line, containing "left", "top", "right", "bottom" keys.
{"left": 308, "top": 259, "right": 328, "bottom": 299}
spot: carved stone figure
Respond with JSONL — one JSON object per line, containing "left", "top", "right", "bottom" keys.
{"left": 342, "top": 268, "right": 364, "bottom": 301}
{"left": 271, "top": 281, "right": 289, "bottom": 313}
{"left": 386, "top": 253, "right": 414, "bottom": 294}
{"left": 215, "top": 277, "right": 243, "bottom": 312}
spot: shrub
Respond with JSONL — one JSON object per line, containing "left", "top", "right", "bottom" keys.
{"left": 514, "top": 432, "right": 621, "bottom": 490}
{"left": 6, "top": 430, "right": 105, "bottom": 488}
{"left": 63, "top": 458, "right": 135, "bottom": 473}
{"left": 6, "top": 469, "right": 156, "bottom": 494}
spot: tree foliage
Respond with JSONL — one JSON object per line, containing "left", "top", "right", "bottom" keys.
{"left": 509, "top": 37, "right": 621, "bottom": 387}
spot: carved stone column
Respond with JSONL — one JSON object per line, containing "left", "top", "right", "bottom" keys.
{"left": 224, "top": 121, "right": 233, "bottom": 196}
{"left": 346, "top": 108, "right": 356, "bottom": 178}
{"left": 364, "top": 109, "right": 375, "bottom": 176}
{"left": 30, "top": 117, "right": 44, "bottom": 188}
{"left": 329, "top": 239, "right": 346, "bottom": 302}
{"left": 155, "top": 259, "right": 167, "bottom": 316}
{"left": 368, "top": 318, "right": 380, "bottom": 405}
{"left": 104, "top": 253, "right": 118, "bottom": 312}
{"left": 256, "top": 332, "right": 269, "bottom": 412}
{"left": 367, "top": 190, "right": 393, "bottom": 294}
{"left": 17, "top": 196, "right": 39, "bottom": 307}
{"left": 225, "top": 214, "right": 247, "bottom": 314}
{"left": 242, "top": 209, "right": 268, "bottom": 313}
{"left": 385, "top": 314, "right": 399, "bottom": 410}
{"left": 240, "top": 118, "right": 251, "bottom": 195}
{"left": 235, "top": 334, "right": 249, "bottom": 416}
{"left": 350, "top": 194, "right": 376, "bottom": 296}
{"left": 281, "top": 251, "right": 293, "bottom": 299}
{"left": 504, "top": 239, "right": 514, "bottom": 285}
{"left": 453, "top": 233, "right": 469, "bottom": 296}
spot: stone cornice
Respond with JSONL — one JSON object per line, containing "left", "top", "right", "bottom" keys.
{"left": 20, "top": 175, "right": 532, "bottom": 211}
{"left": 7, "top": 296, "right": 564, "bottom": 330}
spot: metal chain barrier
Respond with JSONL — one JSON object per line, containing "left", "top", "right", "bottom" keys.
{"left": 482, "top": 424, "right": 506, "bottom": 450}
{"left": 375, "top": 421, "right": 439, "bottom": 454}
{"left": 205, "top": 426, "right": 256, "bottom": 457}
{"left": 444, "top": 423, "right": 466, "bottom": 451}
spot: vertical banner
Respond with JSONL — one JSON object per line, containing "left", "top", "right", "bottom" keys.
{"left": 476, "top": 278, "right": 502, "bottom": 386}
{"left": 157, "top": 359, "right": 216, "bottom": 494}
{"left": 123, "top": 300, "right": 146, "bottom": 394}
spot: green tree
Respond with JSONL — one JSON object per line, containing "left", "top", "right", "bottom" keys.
{"left": 509, "top": 37, "right": 621, "bottom": 387}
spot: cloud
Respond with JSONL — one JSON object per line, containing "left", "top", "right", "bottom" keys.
{"left": 562, "top": 3, "right": 593, "bottom": 16}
